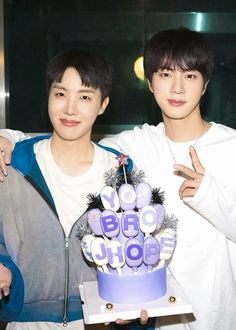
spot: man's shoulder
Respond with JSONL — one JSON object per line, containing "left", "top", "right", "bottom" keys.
{"left": 12, "top": 135, "right": 50, "bottom": 175}
{"left": 205, "top": 123, "right": 236, "bottom": 152}
{"left": 127, "top": 122, "right": 164, "bottom": 135}
{"left": 211, "top": 122, "right": 236, "bottom": 139}
{"left": 13, "top": 135, "right": 50, "bottom": 154}
{"left": 107, "top": 122, "right": 164, "bottom": 142}
{"left": 95, "top": 142, "right": 133, "bottom": 172}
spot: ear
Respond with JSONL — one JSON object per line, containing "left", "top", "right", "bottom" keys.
{"left": 147, "top": 79, "right": 154, "bottom": 93}
{"left": 202, "top": 80, "right": 209, "bottom": 95}
{"left": 98, "top": 97, "right": 109, "bottom": 115}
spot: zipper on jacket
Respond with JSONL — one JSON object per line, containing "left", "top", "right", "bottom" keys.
{"left": 63, "top": 236, "right": 69, "bottom": 327}
{"left": 25, "top": 174, "right": 79, "bottom": 326}
{"left": 62, "top": 219, "right": 85, "bottom": 326}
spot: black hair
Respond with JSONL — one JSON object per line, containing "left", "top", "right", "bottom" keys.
{"left": 144, "top": 27, "right": 214, "bottom": 84}
{"left": 46, "top": 49, "right": 112, "bottom": 102}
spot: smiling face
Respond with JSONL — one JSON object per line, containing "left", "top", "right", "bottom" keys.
{"left": 148, "top": 68, "right": 208, "bottom": 122}
{"left": 48, "top": 67, "right": 109, "bottom": 144}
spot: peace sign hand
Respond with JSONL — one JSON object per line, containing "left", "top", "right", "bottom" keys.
{"left": 174, "top": 146, "right": 205, "bottom": 199}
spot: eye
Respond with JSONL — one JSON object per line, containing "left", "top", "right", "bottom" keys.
{"left": 55, "top": 92, "right": 65, "bottom": 97}
{"left": 80, "top": 95, "right": 91, "bottom": 100}
{"left": 185, "top": 72, "right": 198, "bottom": 79}
{"left": 159, "top": 71, "right": 171, "bottom": 78}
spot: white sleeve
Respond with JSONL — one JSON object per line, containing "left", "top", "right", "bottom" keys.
{"left": 100, "top": 134, "right": 132, "bottom": 153}
{"left": 99, "top": 135, "right": 123, "bottom": 151}
{"left": 99, "top": 130, "right": 142, "bottom": 168}
{"left": 183, "top": 170, "right": 236, "bottom": 242}
{"left": 0, "top": 129, "right": 32, "bottom": 148}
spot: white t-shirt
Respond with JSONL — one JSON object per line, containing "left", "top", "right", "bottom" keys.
{"left": 7, "top": 138, "right": 118, "bottom": 330}
{"left": 34, "top": 139, "right": 117, "bottom": 236}
{"left": 100, "top": 122, "right": 236, "bottom": 330}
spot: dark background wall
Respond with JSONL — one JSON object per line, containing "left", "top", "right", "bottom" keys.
{"left": 4, "top": 0, "right": 236, "bottom": 136}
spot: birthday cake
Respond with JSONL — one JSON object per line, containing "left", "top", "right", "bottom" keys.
{"left": 79, "top": 153, "right": 178, "bottom": 304}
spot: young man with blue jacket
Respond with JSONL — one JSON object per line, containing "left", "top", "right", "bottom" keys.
{"left": 0, "top": 49, "right": 148, "bottom": 330}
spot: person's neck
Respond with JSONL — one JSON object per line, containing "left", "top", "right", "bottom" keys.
{"left": 50, "top": 134, "right": 94, "bottom": 176}
{"left": 163, "top": 116, "right": 211, "bottom": 143}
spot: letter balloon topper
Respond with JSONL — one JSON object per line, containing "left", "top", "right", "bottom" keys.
{"left": 78, "top": 152, "right": 179, "bottom": 275}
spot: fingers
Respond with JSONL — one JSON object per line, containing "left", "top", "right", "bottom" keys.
{"left": 189, "top": 146, "right": 204, "bottom": 174}
{"left": 0, "top": 153, "right": 8, "bottom": 182}
{"left": 178, "top": 179, "right": 200, "bottom": 199}
{"left": 114, "top": 309, "right": 148, "bottom": 326}
{"left": 0, "top": 264, "right": 12, "bottom": 299}
{"left": 140, "top": 309, "right": 148, "bottom": 325}
{"left": 174, "top": 164, "right": 199, "bottom": 180}
{"left": 0, "top": 284, "right": 10, "bottom": 299}
{"left": 0, "top": 138, "right": 12, "bottom": 164}
{"left": 4, "top": 150, "right": 12, "bottom": 165}
{"left": 0, "top": 137, "right": 13, "bottom": 181}
{"left": 174, "top": 147, "right": 205, "bottom": 179}
{"left": 174, "top": 147, "right": 205, "bottom": 199}
{"left": 115, "top": 318, "right": 130, "bottom": 325}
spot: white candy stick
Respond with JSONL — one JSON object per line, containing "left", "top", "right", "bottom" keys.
{"left": 106, "top": 240, "right": 125, "bottom": 275}
{"left": 101, "top": 186, "right": 120, "bottom": 211}
{"left": 139, "top": 205, "right": 158, "bottom": 237}
{"left": 81, "top": 234, "right": 95, "bottom": 263}
{"left": 156, "top": 228, "right": 176, "bottom": 268}
{"left": 90, "top": 237, "right": 109, "bottom": 273}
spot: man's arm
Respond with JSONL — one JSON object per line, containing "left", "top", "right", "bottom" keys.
{"left": 0, "top": 129, "right": 31, "bottom": 181}
{"left": 99, "top": 128, "right": 142, "bottom": 169}
{"left": 175, "top": 146, "right": 236, "bottom": 242}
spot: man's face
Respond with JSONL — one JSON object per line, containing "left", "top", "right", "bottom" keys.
{"left": 148, "top": 68, "right": 207, "bottom": 121}
{"left": 48, "top": 67, "right": 108, "bottom": 143}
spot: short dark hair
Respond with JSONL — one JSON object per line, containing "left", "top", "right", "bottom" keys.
{"left": 144, "top": 27, "right": 214, "bottom": 84}
{"left": 46, "top": 49, "right": 112, "bottom": 102}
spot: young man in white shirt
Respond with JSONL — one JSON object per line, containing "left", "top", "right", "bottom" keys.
{"left": 102, "top": 28, "right": 236, "bottom": 330}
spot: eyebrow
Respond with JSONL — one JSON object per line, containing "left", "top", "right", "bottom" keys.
{"left": 52, "top": 84, "right": 96, "bottom": 94}
{"left": 78, "top": 88, "right": 95, "bottom": 94}
{"left": 158, "top": 68, "right": 173, "bottom": 71}
{"left": 52, "top": 84, "right": 67, "bottom": 91}
{"left": 159, "top": 68, "right": 198, "bottom": 72}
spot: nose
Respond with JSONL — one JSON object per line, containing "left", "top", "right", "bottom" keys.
{"left": 64, "top": 96, "right": 78, "bottom": 115}
{"left": 170, "top": 75, "right": 184, "bottom": 94}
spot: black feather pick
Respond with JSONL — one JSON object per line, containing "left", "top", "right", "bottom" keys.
{"left": 76, "top": 217, "right": 92, "bottom": 240}
{"left": 86, "top": 193, "right": 103, "bottom": 210}
{"left": 151, "top": 188, "right": 165, "bottom": 205}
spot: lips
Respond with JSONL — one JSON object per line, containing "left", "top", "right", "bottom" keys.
{"left": 60, "top": 119, "right": 80, "bottom": 127}
{"left": 167, "top": 99, "right": 186, "bottom": 106}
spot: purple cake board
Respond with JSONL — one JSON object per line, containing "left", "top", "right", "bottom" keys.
{"left": 79, "top": 274, "right": 193, "bottom": 324}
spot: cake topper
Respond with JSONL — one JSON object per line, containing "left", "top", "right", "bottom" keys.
{"left": 78, "top": 152, "right": 178, "bottom": 275}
